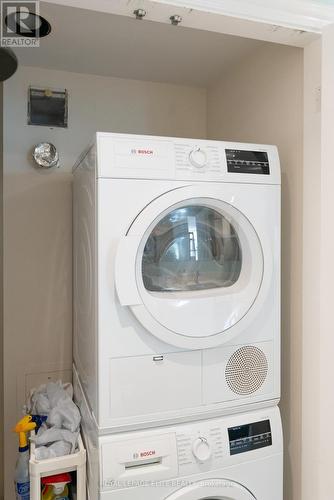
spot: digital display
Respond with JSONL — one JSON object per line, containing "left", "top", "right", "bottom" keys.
{"left": 226, "top": 149, "right": 270, "bottom": 175}
{"left": 228, "top": 419, "right": 272, "bottom": 455}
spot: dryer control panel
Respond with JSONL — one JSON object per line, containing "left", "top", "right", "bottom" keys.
{"left": 93, "top": 132, "right": 280, "bottom": 185}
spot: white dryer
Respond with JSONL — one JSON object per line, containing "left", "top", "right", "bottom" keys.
{"left": 74, "top": 375, "right": 282, "bottom": 500}
{"left": 73, "top": 133, "right": 281, "bottom": 432}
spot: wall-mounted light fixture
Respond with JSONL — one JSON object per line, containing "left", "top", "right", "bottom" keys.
{"left": 32, "top": 143, "right": 59, "bottom": 169}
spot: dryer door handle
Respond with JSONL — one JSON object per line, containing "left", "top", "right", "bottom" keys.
{"left": 115, "top": 235, "right": 142, "bottom": 306}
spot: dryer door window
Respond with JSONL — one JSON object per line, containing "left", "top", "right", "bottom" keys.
{"left": 115, "top": 184, "right": 274, "bottom": 350}
{"left": 135, "top": 197, "right": 263, "bottom": 343}
{"left": 142, "top": 205, "right": 242, "bottom": 293}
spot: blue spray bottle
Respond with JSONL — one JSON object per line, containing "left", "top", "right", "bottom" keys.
{"left": 13, "top": 416, "right": 36, "bottom": 500}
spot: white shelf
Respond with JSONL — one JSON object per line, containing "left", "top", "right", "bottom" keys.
{"left": 29, "top": 434, "right": 86, "bottom": 500}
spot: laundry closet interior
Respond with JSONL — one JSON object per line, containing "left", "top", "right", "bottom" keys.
{"left": 2, "top": 2, "right": 319, "bottom": 499}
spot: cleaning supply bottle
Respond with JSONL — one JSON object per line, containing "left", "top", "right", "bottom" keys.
{"left": 41, "top": 473, "right": 72, "bottom": 500}
{"left": 13, "top": 415, "right": 36, "bottom": 500}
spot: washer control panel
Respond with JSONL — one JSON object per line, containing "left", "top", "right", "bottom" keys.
{"left": 175, "top": 143, "right": 221, "bottom": 174}
{"left": 176, "top": 423, "right": 224, "bottom": 473}
{"left": 175, "top": 417, "right": 273, "bottom": 474}
{"left": 226, "top": 149, "right": 270, "bottom": 175}
{"left": 228, "top": 419, "right": 272, "bottom": 455}
{"left": 189, "top": 147, "right": 207, "bottom": 169}
{"left": 192, "top": 436, "right": 211, "bottom": 462}
{"left": 100, "top": 406, "right": 281, "bottom": 491}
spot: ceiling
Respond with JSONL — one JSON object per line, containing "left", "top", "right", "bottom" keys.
{"left": 12, "top": 2, "right": 268, "bottom": 87}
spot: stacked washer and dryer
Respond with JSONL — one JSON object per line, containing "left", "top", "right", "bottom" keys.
{"left": 73, "top": 132, "right": 282, "bottom": 500}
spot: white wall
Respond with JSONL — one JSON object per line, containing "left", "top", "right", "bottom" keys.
{"left": 317, "top": 25, "right": 334, "bottom": 500}
{"left": 301, "top": 37, "right": 321, "bottom": 500}
{"left": 3, "top": 65, "right": 206, "bottom": 498}
{"left": 207, "top": 43, "right": 304, "bottom": 500}
{"left": 301, "top": 30, "right": 334, "bottom": 500}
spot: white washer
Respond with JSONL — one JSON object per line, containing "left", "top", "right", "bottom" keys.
{"left": 75, "top": 376, "right": 282, "bottom": 500}
{"left": 73, "top": 133, "right": 281, "bottom": 433}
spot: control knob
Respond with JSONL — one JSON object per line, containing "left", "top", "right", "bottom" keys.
{"left": 192, "top": 436, "right": 211, "bottom": 462}
{"left": 189, "top": 147, "right": 207, "bottom": 169}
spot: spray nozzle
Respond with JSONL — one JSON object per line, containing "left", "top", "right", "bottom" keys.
{"left": 13, "top": 415, "right": 36, "bottom": 450}
{"left": 31, "top": 414, "right": 47, "bottom": 432}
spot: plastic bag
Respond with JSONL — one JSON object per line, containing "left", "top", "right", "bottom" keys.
{"left": 47, "top": 397, "right": 81, "bottom": 433}
{"left": 26, "top": 381, "right": 81, "bottom": 460}
{"left": 35, "top": 441, "right": 72, "bottom": 460}
{"left": 33, "top": 428, "right": 79, "bottom": 452}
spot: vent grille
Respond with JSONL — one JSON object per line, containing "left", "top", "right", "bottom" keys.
{"left": 225, "top": 346, "right": 268, "bottom": 395}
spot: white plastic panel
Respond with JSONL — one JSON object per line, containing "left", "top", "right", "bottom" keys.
{"left": 114, "top": 183, "right": 275, "bottom": 350}
{"left": 101, "top": 433, "right": 178, "bottom": 489}
{"left": 108, "top": 351, "right": 202, "bottom": 418}
{"left": 73, "top": 366, "right": 98, "bottom": 500}
{"left": 97, "top": 405, "right": 283, "bottom": 497}
{"left": 97, "top": 134, "right": 175, "bottom": 179}
{"left": 94, "top": 175, "right": 279, "bottom": 430}
{"left": 94, "top": 132, "right": 281, "bottom": 184}
{"left": 73, "top": 145, "right": 98, "bottom": 416}
{"left": 115, "top": 235, "right": 142, "bottom": 306}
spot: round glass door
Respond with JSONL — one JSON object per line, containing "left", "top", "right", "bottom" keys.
{"left": 135, "top": 197, "right": 263, "bottom": 341}
{"left": 142, "top": 205, "right": 242, "bottom": 293}
{"left": 115, "top": 185, "right": 269, "bottom": 349}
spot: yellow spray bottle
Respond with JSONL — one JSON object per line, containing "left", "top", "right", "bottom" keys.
{"left": 13, "top": 416, "right": 36, "bottom": 500}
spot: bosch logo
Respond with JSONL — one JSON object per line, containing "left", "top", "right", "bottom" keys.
{"left": 133, "top": 450, "right": 156, "bottom": 459}
{"left": 130, "top": 148, "right": 154, "bottom": 155}
{"left": 140, "top": 450, "right": 156, "bottom": 457}
{"left": 138, "top": 149, "right": 153, "bottom": 155}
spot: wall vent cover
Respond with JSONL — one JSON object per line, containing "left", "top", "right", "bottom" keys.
{"left": 225, "top": 346, "right": 268, "bottom": 395}
{"left": 28, "top": 86, "right": 68, "bottom": 128}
